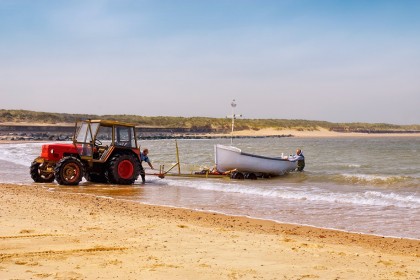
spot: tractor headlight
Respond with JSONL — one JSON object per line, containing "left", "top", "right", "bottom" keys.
{"left": 51, "top": 149, "right": 54, "bottom": 154}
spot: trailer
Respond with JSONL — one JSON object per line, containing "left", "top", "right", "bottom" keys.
{"left": 146, "top": 141, "right": 268, "bottom": 181}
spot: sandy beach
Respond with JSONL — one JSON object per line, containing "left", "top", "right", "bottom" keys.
{"left": 0, "top": 183, "right": 419, "bottom": 279}
{"left": 187, "top": 128, "right": 420, "bottom": 139}
{"left": 231, "top": 128, "right": 420, "bottom": 138}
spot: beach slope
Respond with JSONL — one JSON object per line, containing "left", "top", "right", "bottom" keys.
{"left": 0, "top": 184, "right": 419, "bottom": 279}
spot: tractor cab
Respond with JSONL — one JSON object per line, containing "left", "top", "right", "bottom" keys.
{"left": 31, "top": 119, "right": 141, "bottom": 186}
{"left": 73, "top": 120, "right": 138, "bottom": 161}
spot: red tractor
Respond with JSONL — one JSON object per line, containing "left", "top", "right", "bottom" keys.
{"left": 30, "top": 120, "right": 142, "bottom": 185}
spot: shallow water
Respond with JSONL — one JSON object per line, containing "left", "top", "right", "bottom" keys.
{"left": 0, "top": 137, "right": 419, "bottom": 239}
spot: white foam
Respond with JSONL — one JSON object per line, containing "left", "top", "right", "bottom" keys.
{"left": 340, "top": 173, "right": 409, "bottom": 184}
{"left": 347, "top": 164, "right": 361, "bottom": 168}
{"left": 0, "top": 142, "right": 46, "bottom": 167}
{"left": 364, "top": 191, "right": 420, "bottom": 204}
{"left": 164, "top": 178, "right": 420, "bottom": 209}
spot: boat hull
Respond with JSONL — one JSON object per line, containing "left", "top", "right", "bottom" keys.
{"left": 215, "top": 145, "right": 297, "bottom": 176}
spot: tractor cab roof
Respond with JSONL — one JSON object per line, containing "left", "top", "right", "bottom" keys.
{"left": 81, "top": 119, "right": 136, "bottom": 128}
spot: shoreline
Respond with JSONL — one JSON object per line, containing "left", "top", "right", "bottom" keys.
{"left": 1, "top": 183, "right": 419, "bottom": 279}
{"left": 141, "top": 202, "right": 420, "bottom": 242}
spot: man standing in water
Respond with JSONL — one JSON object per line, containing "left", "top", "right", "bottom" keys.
{"left": 140, "top": 148, "right": 154, "bottom": 183}
{"left": 289, "top": 149, "right": 305, "bottom": 171}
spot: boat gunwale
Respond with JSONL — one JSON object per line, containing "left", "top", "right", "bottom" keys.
{"left": 240, "top": 151, "right": 290, "bottom": 162}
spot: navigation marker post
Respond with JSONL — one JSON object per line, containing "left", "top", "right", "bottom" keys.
{"left": 227, "top": 99, "right": 242, "bottom": 145}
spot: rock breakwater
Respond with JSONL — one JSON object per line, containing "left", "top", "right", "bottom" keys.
{"left": 0, "top": 125, "right": 293, "bottom": 141}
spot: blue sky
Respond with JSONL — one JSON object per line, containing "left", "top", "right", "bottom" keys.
{"left": 1, "top": 0, "right": 419, "bottom": 124}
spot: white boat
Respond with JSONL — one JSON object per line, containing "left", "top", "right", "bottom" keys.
{"left": 214, "top": 144, "right": 297, "bottom": 176}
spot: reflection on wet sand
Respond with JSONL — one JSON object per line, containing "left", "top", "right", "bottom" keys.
{"left": 52, "top": 182, "right": 146, "bottom": 198}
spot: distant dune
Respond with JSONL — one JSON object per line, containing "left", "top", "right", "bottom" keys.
{"left": 1, "top": 109, "right": 419, "bottom": 139}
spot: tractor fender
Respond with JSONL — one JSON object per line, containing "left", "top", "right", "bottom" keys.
{"left": 34, "top": 156, "right": 45, "bottom": 164}
{"left": 103, "top": 148, "right": 140, "bottom": 165}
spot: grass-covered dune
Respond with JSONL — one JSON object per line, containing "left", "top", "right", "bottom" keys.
{"left": 1, "top": 109, "right": 419, "bottom": 133}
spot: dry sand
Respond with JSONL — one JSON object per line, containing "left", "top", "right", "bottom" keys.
{"left": 196, "top": 127, "right": 420, "bottom": 139}
{"left": 232, "top": 127, "right": 420, "bottom": 138}
{"left": 0, "top": 183, "right": 419, "bottom": 279}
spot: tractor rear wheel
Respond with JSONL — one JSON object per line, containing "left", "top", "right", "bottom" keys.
{"left": 54, "top": 156, "right": 84, "bottom": 185}
{"left": 106, "top": 154, "right": 140, "bottom": 185}
{"left": 30, "top": 161, "right": 55, "bottom": 183}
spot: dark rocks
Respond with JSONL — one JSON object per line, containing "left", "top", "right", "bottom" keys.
{"left": 0, "top": 125, "right": 294, "bottom": 142}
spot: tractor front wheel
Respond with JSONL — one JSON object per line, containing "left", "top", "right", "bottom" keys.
{"left": 54, "top": 156, "right": 84, "bottom": 185}
{"left": 106, "top": 154, "right": 140, "bottom": 185}
{"left": 30, "top": 161, "right": 55, "bottom": 183}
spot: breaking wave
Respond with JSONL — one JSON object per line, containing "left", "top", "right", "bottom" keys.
{"left": 300, "top": 172, "right": 419, "bottom": 188}
{"left": 333, "top": 173, "right": 415, "bottom": 186}
{"left": 0, "top": 142, "right": 46, "bottom": 167}
{"left": 165, "top": 179, "right": 420, "bottom": 209}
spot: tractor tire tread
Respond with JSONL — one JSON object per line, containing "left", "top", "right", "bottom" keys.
{"left": 54, "top": 156, "right": 84, "bottom": 186}
{"left": 106, "top": 153, "right": 140, "bottom": 185}
{"left": 30, "top": 161, "right": 55, "bottom": 183}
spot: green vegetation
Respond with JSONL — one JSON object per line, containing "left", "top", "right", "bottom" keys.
{"left": 1, "top": 109, "right": 419, "bottom": 132}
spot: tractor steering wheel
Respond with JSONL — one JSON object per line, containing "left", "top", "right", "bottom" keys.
{"left": 94, "top": 139, "right": 102, "bottom": 147}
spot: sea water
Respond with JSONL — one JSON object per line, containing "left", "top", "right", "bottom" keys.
{"left": 0, "top": 137, "right": 419, "bottom": 239}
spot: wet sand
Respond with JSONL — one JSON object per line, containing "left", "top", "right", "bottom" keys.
{"left": 0, "top": 183, "right": 419, "bottom": 279}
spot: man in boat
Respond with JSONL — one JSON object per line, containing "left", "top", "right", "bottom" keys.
{"left": 289, "top": 149, "right": 305, "bottom": 171}
{"left": 140, "top": 148, "right": 154, "bottom": 183}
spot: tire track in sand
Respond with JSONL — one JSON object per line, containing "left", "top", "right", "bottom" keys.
{"left": 0, "top": 246, "right": 127, "bottom": 261}
{"left": 0, "top": 234, "right": 60, "bottom": 239}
